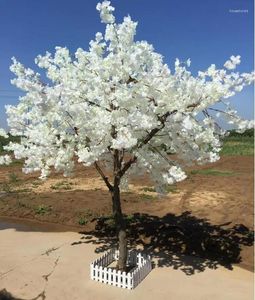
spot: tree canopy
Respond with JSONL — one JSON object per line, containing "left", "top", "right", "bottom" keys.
{"left": 0, "top": 0, "right": 254, "bottom": 192}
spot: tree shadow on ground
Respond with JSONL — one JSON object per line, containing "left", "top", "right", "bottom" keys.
{"left": 72, "top": 211, "right": 254, "bottom": 275}
{"left": 0, "top": 289, "right": 23, "bottom": 300}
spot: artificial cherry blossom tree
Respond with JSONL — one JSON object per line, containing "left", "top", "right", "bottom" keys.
{"left": 0, "top": 1, "right": 254, "bottom": 270}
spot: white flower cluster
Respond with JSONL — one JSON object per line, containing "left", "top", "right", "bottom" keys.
{"left": 0, "top": 128, "right": 8, "bottom": 138}
{"left": 224, "top": 55, "right": 241, "bottom": 70}
{"left": 163, "top": 166, "right": 187, "bottom": 185}
{"left": 3, "top": 1, "right": 254, "bottom": 188}
{"left": 96, "top": 1, "right": 115, "bottom": 24}
{"left": 0, "top": 154, "right": 11, "bottom": 165}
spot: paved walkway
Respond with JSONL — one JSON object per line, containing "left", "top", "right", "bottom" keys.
{"left": 0, "top": 227, "right": 253, "bottom": 300}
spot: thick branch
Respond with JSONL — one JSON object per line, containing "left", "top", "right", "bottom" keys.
{"left": 94, "top": 162, "right": 113, "bottom": 191}
{"left": 118, "top": 155, "right": 137, "bottom": 178}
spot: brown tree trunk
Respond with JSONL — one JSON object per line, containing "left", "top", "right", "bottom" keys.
{"left": 111, "top": 179, "right": 127, "bottom": 271}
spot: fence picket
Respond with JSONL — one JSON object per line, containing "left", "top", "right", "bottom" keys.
{"left": 127, "top": 273, "right": 131, "bottom": 290}
{"left": 98, "top": 266, "right": 103, "bottom": 282}
{"left": 122, "top": 271, "right": 126, "bottom": 288}
{"left": 117, "top": 270, "right": 122, "bottom": 288}
{"left": 112, "top": 269, "right": 117, "bottom": 286}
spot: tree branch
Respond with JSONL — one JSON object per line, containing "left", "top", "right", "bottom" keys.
{"left": 94, "top": 162, "right": 113, "bottom": 191}
{"left": 118, "top": 155, "right": 137, "bottom": 178}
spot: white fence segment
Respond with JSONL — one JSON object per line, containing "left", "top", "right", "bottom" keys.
{"left": 90, "top": 249, "right": 152, "bottom": 289}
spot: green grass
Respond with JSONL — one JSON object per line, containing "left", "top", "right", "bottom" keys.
{"left": 140, "top": 193, "right": 156, "bottom": 201}
{"left": 142, "top": 187, "right": 156, "bottom": 193}
{"left": 77, "top": 209, "right": 98, "bottom": 225}
{"left": 164, "top": 184, "right": 178, "bottom": 193}
{"left": 78, "top": 217, "right": 88, "bottom": 225}
{"left": 142, "top": 184, "right": 178, "bottom": 194}
{"left": 50, "top": 181, "right": 73, "bottom": 190}
{"left": 8, "top": 172, "right": 19, "bottom": 183}
{"left": 34, "top": 204, "right": 52, "bottom": 215}
{"left": 220, "top": 129, "right": 254, "bottom": 156}
{"left": 220, "top": 136, "right": 254, "bottom": 156}
{"left": 190, "top": 169, "right": 236, "bottom": 176}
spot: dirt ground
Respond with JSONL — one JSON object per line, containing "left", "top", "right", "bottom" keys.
{"left": 0, "top": 156, "right": 254, "bottom": 273}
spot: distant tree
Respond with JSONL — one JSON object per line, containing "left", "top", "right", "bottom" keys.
{"left": 0, "top": 1, "right": 254, "bottom": 269}
{"left": 227, "top": 128, "right": 254, "bottom": 137}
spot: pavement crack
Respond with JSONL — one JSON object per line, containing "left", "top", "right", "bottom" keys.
{"left": 42, "top": 256, "right": 60, "bottom": 282}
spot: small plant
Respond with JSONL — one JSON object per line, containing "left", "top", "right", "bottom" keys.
{"left": 125, "top": 214, "right": 136, "bottom": 224}
{"left": 142, "top": 187, "right": 156, "bottom": 193}
{"left": 140, "top": 194, "right": 156, "bottom": 201}
{"left": 8, "top": 172, "right": 19, "bottom": 183}
{"left": 164, "top": 184, "right": 178, "bottom": 193}
{"left": 32, "top": 180, "right": 42, "bottom": 187}
{"left": 104, "top": 215, "right": 115, "bottom": 228}
{"left": 50, "top": 180, "right": 73, "bottom": 190}
{"left": 1, "top": 183, "right": 12, "bottom": 193}
{"left": 78, "top": 216, "right": 88, "bottom": 225}
{"left": 35, "top": 204, "right": 52, "bottom": 215}
{"left": 77, "top": 209, "right": 97, "bottom": 225}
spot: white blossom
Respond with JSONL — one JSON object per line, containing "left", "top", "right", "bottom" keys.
{"left": 96, "top": 1, "right": 115, "bottom": 24}
{"left": 0, "top": 128, "right": 8, "bottom": 138}
{"left": 0, "top": 154, "right": 12, "bottom": 165}
{"left": 224, "top": 55, "right": 241, "bottom": 70}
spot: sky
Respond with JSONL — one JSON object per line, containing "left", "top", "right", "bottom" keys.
{"left": 0, "top": 0, "right": 254, "bottom": 129}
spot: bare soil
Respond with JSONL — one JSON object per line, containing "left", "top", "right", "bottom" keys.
{"left": 0, "top": 156, "right": 253, "bottom": 272}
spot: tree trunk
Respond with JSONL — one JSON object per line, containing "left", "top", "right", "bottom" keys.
{"left": 111, "top": 180, "right": 127, "bottom": 271}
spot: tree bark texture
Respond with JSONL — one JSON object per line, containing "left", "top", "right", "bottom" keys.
{"left": 111, "top": 178, "right": 127, "bottom": 271}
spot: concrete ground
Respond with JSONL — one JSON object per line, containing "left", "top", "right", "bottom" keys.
{"left": 0, "top": 227, "right": 254, "bottom": 300}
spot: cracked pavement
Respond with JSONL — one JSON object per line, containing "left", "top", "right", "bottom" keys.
{"left": 0, "top": 226, "right": 254, "bottom": 300}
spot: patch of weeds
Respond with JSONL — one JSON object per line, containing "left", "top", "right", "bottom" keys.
{"left": 77, "top": 209, "right": 98, "bottom": 225}
{"left": 142, "top": 187, "right": 156, "bottom": 193}
{"left": 164, "top": 184, "right": 178, "bottom": 193}
{"left": 35, "top": 204, "right": 52, "bottom": 215}
{"left": 190, "top": 169, "right": 236, "bottom": 176}
{"left": 104, "top": 215, "right": 115, "bottom": 228}
{"left": 1, "top": 183, "right": 12, "bottom": 193}
{"left": 32, "top": 180, "right": 42, "bottom": 187}
{"left": 50, "top": 180, "right": 73, "bottom": 190}
{"left": 8, "top": 172, "right": 19, "bottom": 183}
{"left": 125, "top": 214, "right": 136, "bottom": 224}
{"left": 15, "top": 188, "right": 32, "bottom": 193}
{"left": 78, "top": 217, "right": 88, "bottom": 225}
{"left": 220, "top": 136, "right": 254, "bottom": 156}
{"left": 16, "top": 200, "right": 30, "bottom": 209}
{"left": 140, "top": 193, "right": 156, "bottom": 201}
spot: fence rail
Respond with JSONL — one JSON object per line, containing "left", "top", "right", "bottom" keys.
{"left": 90, "top": 249, "right": 152, "bottom": 289}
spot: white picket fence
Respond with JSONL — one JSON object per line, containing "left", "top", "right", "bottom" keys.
{"left": 90, "top": 249, "right": 152, "bottom": 289}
